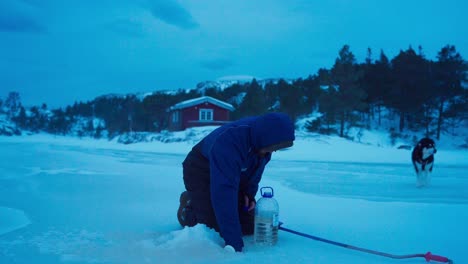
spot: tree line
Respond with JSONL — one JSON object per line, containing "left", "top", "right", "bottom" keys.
{"left": 1, "top": 44, "right": 467, "bottom": 140}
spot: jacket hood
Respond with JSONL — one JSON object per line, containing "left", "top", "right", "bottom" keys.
{"left": 250, "top": 112, "right": 295, "bottom": 150}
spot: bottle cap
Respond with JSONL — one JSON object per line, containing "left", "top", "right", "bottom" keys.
{"left": 260, "top": 187, "right": 274, "bottom": 198}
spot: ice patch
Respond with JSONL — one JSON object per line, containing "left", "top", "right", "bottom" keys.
{"left": 26, "top": 166, "right": 110, "bottom": 176}
{"left": 0, "top": 207, "right": 31, "bottom": 235}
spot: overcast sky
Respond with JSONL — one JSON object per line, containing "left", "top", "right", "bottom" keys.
{"left": 1, "top": 0, "right": 467, "bottom": 108}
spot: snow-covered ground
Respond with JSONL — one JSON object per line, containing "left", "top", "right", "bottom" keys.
{"left": 0, "top": 132, "right": 467, "bottom": 264}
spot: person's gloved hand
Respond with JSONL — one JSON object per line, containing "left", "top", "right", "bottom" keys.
{"left": 243, "top": 194, "right": 256, "bottom": 212}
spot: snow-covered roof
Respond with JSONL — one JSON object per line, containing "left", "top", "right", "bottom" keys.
{"left": 168, "top": 96, "right": 235, "bottom": 111}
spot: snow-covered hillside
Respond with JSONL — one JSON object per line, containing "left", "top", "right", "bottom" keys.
{"left": 0, "top": 114, "right": 20, "bottom": 136}
{"left": 195, "top": 76, "right": 294, "bottom": 93}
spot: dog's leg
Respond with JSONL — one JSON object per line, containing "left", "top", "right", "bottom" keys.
{"left": 414, "top": 162, "right": 423, "bottom": 188}
{"left": 416, "top": 171, "right": 424, "bottom": 188}
{"left": 426, "top": 162, "right": 434, "bottom": 187}
{"left": 422, "top": 170, "right": 428, "bottom": 187}
{"left": 420, "top": 163, "right": 429, "bottom": 187}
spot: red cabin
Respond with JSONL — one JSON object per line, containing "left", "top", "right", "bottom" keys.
{"left": 167, "top": 96, "right": 235, "bottom": 131}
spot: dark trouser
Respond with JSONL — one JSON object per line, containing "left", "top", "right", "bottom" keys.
{"left": 180, "top": 143, "right": 254, "bottom": 235}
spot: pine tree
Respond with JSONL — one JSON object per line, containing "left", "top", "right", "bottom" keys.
{"left": 143, "top": 93, "right": 178, "bottom": 132}
{"left": 5, "top": 91, "right": 21, "bottom": 119}
{"left": 330, "top": 45, "right": 367, "bottom": 137}
{"left": 364, "top": 50, "right": 392, "bottom": 127}
{"left": 298, "top": 75, "right": 322, "bottom": 114}
{"left": 318, "top": 86, "right": 340, "bottom": 134}
{"left": 235, "top": 79, "right": 267, "bottom": 118}
{"left": 14, "top": 107, "right": 28, "bottom": 129}
{"left": 433, "top": 45, "right": 467, "bottom": 139}
{"left": 48, "top": 108, "right": 69, "bottom": 134}
{"left": 278, "top": 79, "right": 303, "bottom": 120}
{"left": 389, "top": 47, "right": 431, "bottom": 132}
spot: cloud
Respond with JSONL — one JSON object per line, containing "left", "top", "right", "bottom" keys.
{"left": 0, "top": 1, "right": 45, "bottom": 33}
{"left": 105, "top": 19, "right": 145, "bottom": 37}
{"left": 200, "top": 58, "right": 234, "bottom": 71}
{"left": 148, "top": 0, "right": 198, "bottom": 30}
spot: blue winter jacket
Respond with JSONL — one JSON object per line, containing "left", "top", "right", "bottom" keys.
{"left": 199, "top": 112, "right": 295, "bottom": 251}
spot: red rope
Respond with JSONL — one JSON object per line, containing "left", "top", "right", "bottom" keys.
{"left": 279, "top": 225, "right": 453, "bottom": 263}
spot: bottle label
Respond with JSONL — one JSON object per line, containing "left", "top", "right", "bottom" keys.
{"left": 272, "top": 213, "right": 279, "bottom": 227}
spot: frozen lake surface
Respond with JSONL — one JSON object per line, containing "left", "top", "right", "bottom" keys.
{"left": 1, "top": 137, "right": 467, "bottom": 264}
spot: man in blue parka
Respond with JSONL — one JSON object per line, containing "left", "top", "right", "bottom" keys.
{"left": 177, "top": 112, "right": 295, "bottom": 252}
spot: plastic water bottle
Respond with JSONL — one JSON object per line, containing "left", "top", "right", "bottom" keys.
{"left": 254, "top": 186, "right": 279, "bottom": 245}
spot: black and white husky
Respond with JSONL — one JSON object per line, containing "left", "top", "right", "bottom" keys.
{"left": 412, "top": 138, "right": 437, "bottom": 187}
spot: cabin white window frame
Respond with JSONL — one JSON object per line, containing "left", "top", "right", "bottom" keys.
{"left": 199, "top": 108, "right": 213, "bottom": 121}
{"left": 172, "top": 111, "right": 179, "bottom": 123}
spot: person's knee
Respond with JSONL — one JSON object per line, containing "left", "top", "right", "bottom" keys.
{"left": 191, "top": 202, "right": 219, "bottom": 231}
